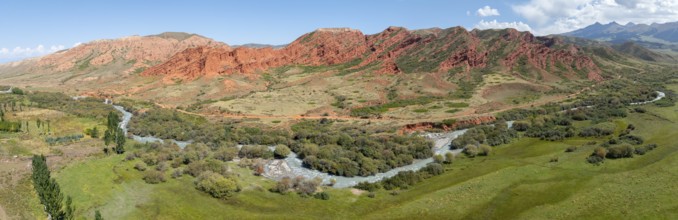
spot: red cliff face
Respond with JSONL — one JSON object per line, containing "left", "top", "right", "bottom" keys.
{"left": 143, "top": 28, "right": 369, "bottom": 79}
{"left": 142, "top": 27, "right": 605, "bottom": 82}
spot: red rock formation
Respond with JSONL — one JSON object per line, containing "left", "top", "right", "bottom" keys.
{"left": 142, "top": 27, "right": 605, "bottom": 82}
{"left": 144, "top": 28, "right": 370, "bottom": 79}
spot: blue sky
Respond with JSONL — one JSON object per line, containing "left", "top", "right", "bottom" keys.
{"left": 2, "top": 0, "right": 678, "bottom": 62}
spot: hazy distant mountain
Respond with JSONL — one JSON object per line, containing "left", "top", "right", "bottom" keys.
{"left": 563, "top": 21, "right": 678, "bottom": 55}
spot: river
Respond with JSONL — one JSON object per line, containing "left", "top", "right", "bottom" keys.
{"left": 264, "top": 122, "right": 515, "bottom": 188}
{"left": 630, "top": 91, "right": 665, "bottom": 105}
{"left": 0, "top": 87, "right": 12, "bottom": 94}
{"left": 112, "top": 104, "right": 192, "bottom": 149}
{"left": 565, "top": 91, "right": 665, "bottom": 111}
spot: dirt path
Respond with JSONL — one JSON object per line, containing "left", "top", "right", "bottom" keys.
{"left": 0, "top": 204, "right": 9, "bottom": 220}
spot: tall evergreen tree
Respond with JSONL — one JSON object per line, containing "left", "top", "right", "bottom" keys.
{"left": 31, "top": 155, "right": 74, "bottom": 219}
{"left": 114, "top": 128, "right": 126, "bottom": 154}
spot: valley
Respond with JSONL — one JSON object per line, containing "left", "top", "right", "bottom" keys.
{"left": 1, "top": 15, "right": 678, "bottom": 220}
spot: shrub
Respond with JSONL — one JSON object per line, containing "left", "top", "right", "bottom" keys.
{"left": 273, "top": 144, "right": 291, "bottom": 159}
{"left": 606, "top": 144, "right": 634, "bottom": 159}
{"left": 297, "top": 178, "right": 321, "bottom": 196}
{"left": 143, "top": 170, "right": 166, "bottom": 184}
{"left": 134, "top": 163, "right": 147, "bottom": 171}
{"left": 355, "top": 181, "right": 380, "bottom": 192}
{"left": 125, "top": 153, "right": 137, "bottom": 161}
{"left": 185, "top": 159, "right": 230, "bottom": 177}
{"left": 464, "top": 145, "right": 479, "bottom": 158}
{"left": 512, "top": 121, "right": 530, "bottom": 131}
{"left": 549, "top": 157, "right": 559, "bottom": 163}
{"left": 141, "top": 153, "right": 158, "bottom": 166}
{"left": 565, "top": 146, "right": 577, "bottom": 152}
{"left": 620, "top": 135, "right": 644, "bottom": 145}
{"left": 593, "top": 147, "right": 607, "bottom": 158}
{"left": 239, "top": 145, "right": 274, "bottom": 159}
{"left": 421, "top": 163, "right": 445, "bottom": 176}
{"left": 382, "top": 171, "right": 423, "bottom": 190}
{"left": 367, "top": 192, "right": 376, "bottom": 198}
{"left": 633, "top": 107, "right": 646, "bottom": 113}
{"left": 587, "top": 155, "right": 604, "bottom": 164}
{"left": 156, "top": 162, "right": 168, "bottom": 172}
{"left": 213, "top": 147, "right": 238, "bottom": 162}
{"left": 314, "top": 192, "right": 330, "bottom": 200}
{"left": 194, "top": 171, "right": 241, "bottom": 198}
{"left": 271, "top": 177, "right": 293, "bottom": 194}
{"left": 634, "top": 147, "right": 647, "bottom": 155}
{"left": 444, "top": 152, "right": 455, "bottom": 164}
{"left": 171, "top": 169, "right": 183, "bottom": 178}
{"left": 478, "top": 145, "right": 492, "bottom": 156}
{"left": 433, "top": 154, "right": 444, "bottom": 164}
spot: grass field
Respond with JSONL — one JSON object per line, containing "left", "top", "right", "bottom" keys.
{"left": 43, "top": 96, "right": 678, "bottom": 219}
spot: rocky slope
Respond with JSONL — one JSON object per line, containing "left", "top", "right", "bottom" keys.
{"left": 0, "top": 32, "right": 221, "bottom": 77}
{"left": 43, "top": 32, "right": 221, "bottom": 73}
{"left": 143, "top": 27, "right": 603, "bottom": 81}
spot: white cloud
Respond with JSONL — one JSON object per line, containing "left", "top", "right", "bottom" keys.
{"left": 474, "top": 19, "right": 533, "bottom": 32}
{"left": 73, "top": 42, "right": 82, "bottom": 47}
{"left": 512, "top": 0, "right": 678, "bottom": 35}
{"left": 477, "top": 6, "right": 500, "bottom": 17}
{"left": 0, "top": 44, "right": 65, "bottom": 60}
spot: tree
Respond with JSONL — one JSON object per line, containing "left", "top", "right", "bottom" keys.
{"left": 31, "top": 155, "right": 72, "bottom": 219}
{"left": 114, "top": 128, "right": 126, "bottom": 154}
{"left": 95, "top": 210, "right": 103, "bottom": 220}
{"left": 104, "top": 111, "right": 125, "bottom": 154}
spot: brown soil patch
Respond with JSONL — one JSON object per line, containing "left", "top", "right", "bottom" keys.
{"left": 350, "top": 188, "right": 365, "bottom": 196}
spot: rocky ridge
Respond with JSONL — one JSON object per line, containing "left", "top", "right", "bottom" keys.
{"left": 143, "top": 27, "right": 603, "bottom": 81}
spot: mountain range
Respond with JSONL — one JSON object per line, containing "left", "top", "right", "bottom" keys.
{"left": 563, "top": 21, "right": 678, "bottom": 55}
{"left": 0, "top": 26, "right": 669, "bottom": 108}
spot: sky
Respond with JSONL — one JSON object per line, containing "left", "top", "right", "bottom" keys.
{"left": 1, "top": 0, "right": 678, "bottom": 63}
